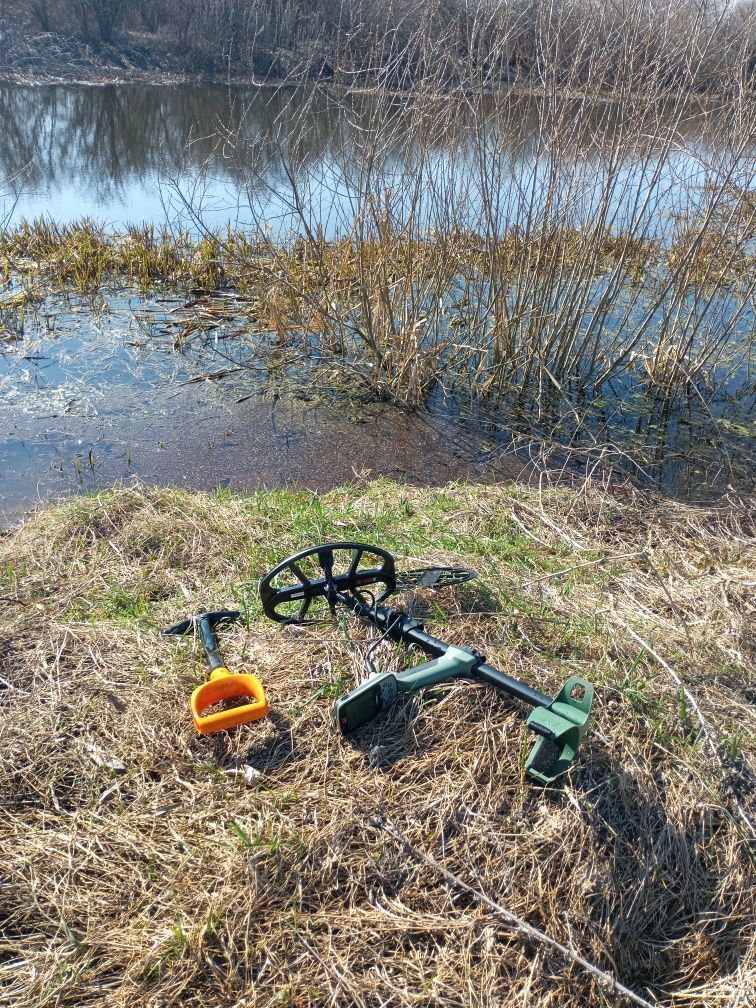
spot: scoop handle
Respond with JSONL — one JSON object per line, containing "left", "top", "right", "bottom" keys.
{"left": 198, "top": 615, "right": 224, "bottom": 670}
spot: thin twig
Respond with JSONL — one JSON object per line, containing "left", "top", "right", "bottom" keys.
{"left": 613, "top": 616, "right": 755, "bottom": 842}
{"left": 372, "top": 817, "right": 659, "bottom": 1008}
{"left": 522, "top": 551, "right": 644, "bottom": 586}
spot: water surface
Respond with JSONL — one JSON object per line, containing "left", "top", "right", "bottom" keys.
{"left": 0, "top": 84, "right": 753, "bottom": 521}
{"left": 0, "top": 83, "right": 735, "bottom": 237}
{"left": 0, "top": 290, "right": 528, "bottom": 525}
{"left": 2, "top": 286, "right": 751, "bottom": 526}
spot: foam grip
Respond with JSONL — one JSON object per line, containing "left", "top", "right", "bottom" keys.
{"left": 190, "top": 669, "right": 269, "bottom": 734}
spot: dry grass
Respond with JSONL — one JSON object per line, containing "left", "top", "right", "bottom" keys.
{"left": 1, "top": 479, "right": 754, "bottom": 1007}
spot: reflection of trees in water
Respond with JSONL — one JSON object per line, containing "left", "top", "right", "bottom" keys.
{"left": 0, "top": 82, "right": 726, "bottom": 216}
{"left": 0, "top": 84, "right": 417, "bottom": 206}
{"left": 255, "top": 86, "right": 742, "bottom": 238}
{"left": 0, "top": 82, "right": 466, "bottom": 216}
{"left": 0, "top": 84, "right": 248, "bottom": 198}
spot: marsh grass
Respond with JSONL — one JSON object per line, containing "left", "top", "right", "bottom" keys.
{"left": 1, "top": 479, "right": 754, "bottom": 1007}
{"left": 0, "top": 219, "right": 236, "bottom": 291}
{"left": 1, "top": 205, "right": 753, "bottom": 410}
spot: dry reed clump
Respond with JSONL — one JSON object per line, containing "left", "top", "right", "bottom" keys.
{"left": 1, "top": 480, "right": 754, "bottom": 1008}
{"left": 1, "top": 208, "right": 753, "bottom": 411}
{"left": 2, "top": 220, "right": 750, "bottom": 299}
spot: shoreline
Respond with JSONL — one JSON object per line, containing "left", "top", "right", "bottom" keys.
{"left": 0, "top": 51, "right": 737, "bottom": 107}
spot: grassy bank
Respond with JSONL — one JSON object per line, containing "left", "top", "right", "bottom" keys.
{"left": 2, "top": 479, "right": 754, "bottom": 1006}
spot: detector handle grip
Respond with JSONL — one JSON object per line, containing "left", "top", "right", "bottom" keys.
{"left": 395, "top": 645, "right": 480, "bottom": 690}
{"left": 525, "top": 676, "right": 594, "bottom": 785}
{"left": 334, "top": 645, "right": 478, "bottom": 733}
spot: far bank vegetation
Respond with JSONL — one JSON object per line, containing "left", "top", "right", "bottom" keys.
{"left": 1, "top": 0, "right": 755, "bottom": 89}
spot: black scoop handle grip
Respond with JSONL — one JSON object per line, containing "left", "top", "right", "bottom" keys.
{"left": 198, "top": 616, "right": 224, "bottom": 669}
{"left": 163, "top": 610, "right": 242, "bottom": 671}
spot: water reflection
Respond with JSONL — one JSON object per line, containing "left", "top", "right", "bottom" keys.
{"left": 0, "top": 83, "right": 733, "bottom": 235}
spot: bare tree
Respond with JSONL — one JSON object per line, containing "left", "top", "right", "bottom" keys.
{"left": 70, "top": 0, "right": 123, "bottom": 43}
{"left": 29, "top": 0, "right": 53, "bottom": 31}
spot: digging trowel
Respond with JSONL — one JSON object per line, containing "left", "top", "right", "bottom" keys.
{"left": 163, "top": 609, "right": 269, "bottom": 734}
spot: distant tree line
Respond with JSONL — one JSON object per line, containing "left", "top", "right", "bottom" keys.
{"left": 2, "top": 0, "right": 755, "bottom": 90}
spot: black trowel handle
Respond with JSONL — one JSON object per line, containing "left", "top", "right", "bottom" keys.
{"left": 163, "top": 609, "right": 242, "bottom": 671}
{"left": 198, "top": 616, "right": 225, "bottom": 670}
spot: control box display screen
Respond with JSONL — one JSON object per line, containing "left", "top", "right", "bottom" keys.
{"left": 338, "top": 686, "right": 380, "bottom": 732}
{"left": 336, "top": 674, "right": 398, "bottom": 733}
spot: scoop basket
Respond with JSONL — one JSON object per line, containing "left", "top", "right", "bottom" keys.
{"left": 190, "top": 668, "right": 269, "bottom": 734}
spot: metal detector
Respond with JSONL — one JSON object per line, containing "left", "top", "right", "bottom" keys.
{"left": 259, "top": 542, "right": 593, "bottom": 784}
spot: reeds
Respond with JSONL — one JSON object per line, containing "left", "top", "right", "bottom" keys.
{"left": 2, "top": 200, "right": 752, "bottom": 409}
{"left": 0, "top": 219, "right": 230, "bottom": 290}
{"left": 197, "top": 0, "right": 755, "bottom": 410}
{"left": 1, "top": 3, "right": 753, "bottom": 422}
